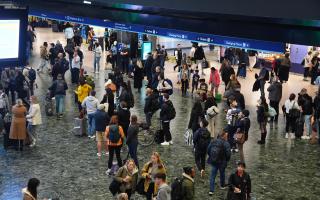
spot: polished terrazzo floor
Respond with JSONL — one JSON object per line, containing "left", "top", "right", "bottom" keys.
{"left": 0, "top": 28, "right": 319, "bottom": 200}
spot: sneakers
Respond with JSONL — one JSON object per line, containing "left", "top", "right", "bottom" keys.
{"left": 234, "top": 148, "right": 239, "bottom": 153}
{"left": 169, "top": 141, "right": 173, "bottom": 145}
{"left": 161, "top": 141, "right": 170, "bottom": 146}
{"left": 285, "top": 133, "right": 289, "bottom": 139}
{"left": 209, "top": 192, "right": 214, "bottom": 196}
{"left": 220, "top": 185, "right": 228, "bottom": 190}
{"left": 290, "top": 133, "right": 295, "bottom": 139}
{"left": 105, "top": 152, "right": 109, "bottom": 156}
{"left": 200, "top": 170, "right": 205, "bottom": 178}
{"left": 106, "top": 169, "right": 111, "bottom": 175}
{"left": 97, "top": 153, "right": 101, "bottom": 157}
{"left": 302, "top": 135, "right": 310, "bottom": 140}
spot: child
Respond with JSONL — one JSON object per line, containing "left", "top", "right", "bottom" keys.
{"left": 237, "top": 109, "right": 250, "bottom": 162}
{"left": 186, "top": 56, "right": 192, "bottom": 68}
{"left": 226, "top": 98, "right": 241, "bottom": 152}
{"left": 198, "top": 77, "right": 208, "bottom": 101}
{"left": 192, "top": 69, "right": 200, "bottom": 94}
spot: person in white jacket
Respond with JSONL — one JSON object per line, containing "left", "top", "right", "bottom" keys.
{"left": 26, "top": 96, "right": 42, "bottom": 147}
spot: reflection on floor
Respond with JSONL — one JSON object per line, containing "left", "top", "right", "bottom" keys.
{"left": 0, "top": 28, "right": 319, "bottom": 200}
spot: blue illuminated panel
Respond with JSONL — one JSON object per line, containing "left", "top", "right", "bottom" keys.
{"left": 29, "top": 9, "right": 285, "bottom": 53}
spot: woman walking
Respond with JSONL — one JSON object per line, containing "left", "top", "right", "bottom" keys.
{"left": 257, "top": 96, "right": 268, "bottom": 144}
{"left": 105, "top": 115, "right": 126, "bottom": 175}
{"left": 126, "top": 115, "right": 139, "bottom": 168}
{"left": 26, "top": 96, "right": 42, "bottom": 147}
{"left": 284, "top": 93, "right": 300, "bottom": 139}
{"left": 9, "top": 99, "right": 27, "bottom": 151}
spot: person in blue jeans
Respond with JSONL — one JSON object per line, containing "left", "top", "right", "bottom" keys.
{"left": 82, "top": 90, "right": 99, "bottom": 139}
{"left": 126, "top": 115, "right": 139, "bottom": 168}
{"left": 93, "top": 42, "right": 102, "bottom": 73}
{"left": 48, "top": 74, "right": 68, "bottom": 119}
{"left": 207, "top": 129, "right": 231, "bottom": 195}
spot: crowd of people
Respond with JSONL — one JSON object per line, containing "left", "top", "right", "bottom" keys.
{"left": 2, "top": 22, "right": 320, "bottom": 200}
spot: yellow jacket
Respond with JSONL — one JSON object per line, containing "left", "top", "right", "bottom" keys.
{"left": 75, "top": 84, "right": 92, "bottom": 103}
{"left": 141, "top": 161, "right": 166, "bottom": 195}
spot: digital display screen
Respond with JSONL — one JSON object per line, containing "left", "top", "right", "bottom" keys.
{"left": 0, "top": 20, "right": 20, "bottom": 59}
{"left": 142, "top": 42, "right": 152, "bottom": 60}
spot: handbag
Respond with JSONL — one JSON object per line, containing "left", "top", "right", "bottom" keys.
{"left": 184, "top": 128, "right": 193, "bottom": 146}
{"left": 206, "top": 106, "right": 219, "bottom": 119}
{"left": 288, "top": 102, "right": 300, "bottom": 118}
{"left": 235, "top": 130, "right": 245, "bottom": 144}
{"left": 136, "top": 178, "right": 146, "bottom": 195}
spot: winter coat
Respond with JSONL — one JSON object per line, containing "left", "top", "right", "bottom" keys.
{"left": 193, "top": 127, "right": 211, "bottom": 152}
{"left": 144, "top": 95, "right": 153, "bottom": 114}
{"left": 188, "top": 105, "right": 203, "bottom": 133}
{"left": 75, "top": 84, "right": 92, "bottom": 103}
{"left": 81, "top": 95, "right": 99, "bottom": 114}
{"left": 117, "top": 106, "right": 131, "bottom": 135}
{"left": 101, "top": 88, "right": 115, "bottom": 116}
{"left": 114, "top": 165, "right": 139, "bottom": 193}
{"left": 133, "top": 65, "right": 144, "bottom": 89}
{"left": 141, "top": 161, "right": 166, "bottom": 195}
{"left": 207, "top": 138, "right": 231, "bottom": 167}
{"left": 15, "top": 74, "right": 27, "bottom": 98}
{"left": 160, "top": 100, "right": 174, "bottom": 122}
{"left": 221, "top": 66, "right": 235, "bottom": 84}
{"left": 22, "top": 188, "right": 36, "bottom": 200}
{"left": 93, "top": 110, "right": 110, "bottom": 132}
{"left": 227, "top": 171, "right": 251, "bottom": 200}
{"left": 298, "top": 94, "right": 313, "bottom": 115}
{"left": 9, "top": 105, "right": 27, "bottom": 140}
{"left": 204, "top": 97, "right": 217, "bottom": 112}
{"left": 181, "top": 173, "right": 195, "bottom": 200}
{"left": 267, "top": 82, "right": 282, "bottom": 102}
{"left": 233, "top": 91, "right": 246, "bottom": 110}
{"left": 26, "top": 103, "right": 42, "bottom": 125}
{"left": 209, "top": 70, "right": 221, "bottom": 86}
{"left": 49, "top": 79, "right": 68, "bottom": 96}
{"left": 126, "top": 124, "right": 139, "bottom": 146}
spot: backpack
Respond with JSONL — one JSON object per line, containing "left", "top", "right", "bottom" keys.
{"left": 162, "top": 79, "right": 173, "bottom": 95}
{"left": 208, "top": 140, "right": 224, "bottom": 165}
{"left": 171, "top": 177, "right": 184, "bottom": 200}
{"left": 166, "top": 101, "right": 176, "bottom": 120}
{"left": 109, "top": 125, "right": 121, "bottom": 143}
{"left": 197, "top": 129, "right": 211, "bottom": 150}
{"left": 127, "top": 92, "right": 134, "bottom": 108}
{"left": 151, "top": 96, "right": 160, "bottom": 112}
{"left": 28, "top": 68, "right": 36, "bottom": 81}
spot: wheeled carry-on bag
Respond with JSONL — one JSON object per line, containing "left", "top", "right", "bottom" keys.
{"left": 73, "top": 117, "right": 87, "bottom": 137}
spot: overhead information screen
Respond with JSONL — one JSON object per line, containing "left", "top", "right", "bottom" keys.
{"left": 0, "top": 20, "right": 20, "bottom": 59}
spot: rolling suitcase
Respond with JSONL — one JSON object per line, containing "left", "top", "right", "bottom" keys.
{"left": 295, "top": 115, "right": 304, "bottom": 138}
{"left": 73, "top": 117, "right": 87, "bottom": 137}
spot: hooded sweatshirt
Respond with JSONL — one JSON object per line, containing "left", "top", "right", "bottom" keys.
{"left": 156, "top": 183, "right": 171, "bottom": 200}
{"left": 81, "top": 95, "right": 99, "bottom": 114}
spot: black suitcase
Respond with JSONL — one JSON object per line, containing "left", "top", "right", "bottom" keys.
{"left": 295, "top": 116, "right": 304, "bottom": 138}
{"left": 154, "top": 129, "right": 164, "bottom": 144}
{"left": 3, "top": 122, "right": 13, "bottom": 149}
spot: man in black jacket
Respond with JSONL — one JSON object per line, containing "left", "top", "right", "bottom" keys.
{"left": 144, "top": 88, "right": 155, "bottom": 128}
{"left": 173, "top": 44, "right": 182, "bottom": 71}
{"left": 160, "top": 93, "right": 175, "bottom": 146}
{"left": 298, "top": 88, "right": 313, "bottom": 139}
{"left": 117, "top": 101, "right": 131, "bottom": 137}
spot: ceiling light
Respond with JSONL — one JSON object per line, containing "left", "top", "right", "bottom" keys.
{"left": 83, "top": 1, "right": 92, "bottom": 5}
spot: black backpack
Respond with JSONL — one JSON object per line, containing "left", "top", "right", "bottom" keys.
{"left": 208, "top": 140, "right": 224, "bottom": 165}
{"left": 151, "top": 96, "right": 160, "bottom": 113}
{"left": 197, "top": 129, "right": 211, "bottom": 150}
{"left": 171, "top": 177, "right": 184, "bottom": 200}
{"left": 28, "top": 68, "right": 36, "bottom": 81}
{"left": 166, "top": 101, "right": 176, "bottom": 120}
{"left": 109, "top": 125, "right": 121, "bottom": 143}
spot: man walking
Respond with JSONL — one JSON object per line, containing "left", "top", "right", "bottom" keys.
{"left": 82, "top": 90, "right": 99, "bottom": 139}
